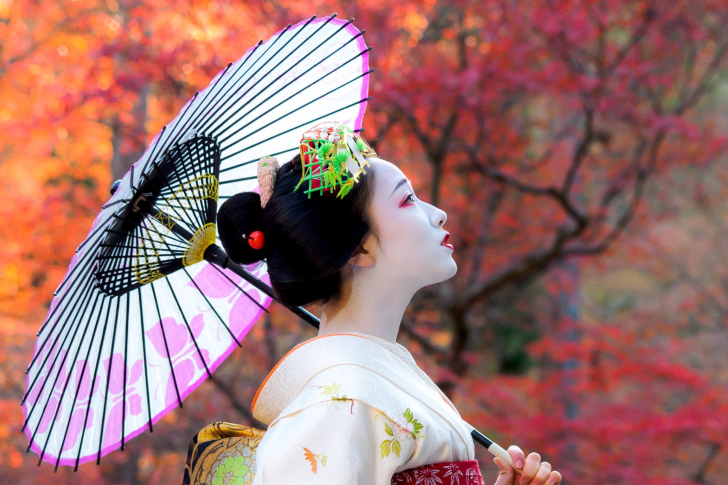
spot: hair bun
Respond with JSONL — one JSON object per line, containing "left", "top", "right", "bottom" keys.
{"left": 217, "top": 192, "right": 269, "bottom": 265}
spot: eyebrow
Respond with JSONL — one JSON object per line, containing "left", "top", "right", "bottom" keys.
{"left": 389, "top": 177, "right": 411, "bottom": 200}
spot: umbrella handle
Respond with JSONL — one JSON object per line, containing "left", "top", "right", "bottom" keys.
{"left": 472, "top": 429, "right": 517, "bottom": 470}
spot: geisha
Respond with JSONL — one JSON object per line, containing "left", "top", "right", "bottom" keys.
{"left": 211, "top": 121, "right": 563, "bottom": 485}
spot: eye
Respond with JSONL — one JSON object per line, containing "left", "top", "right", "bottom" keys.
{"left": 402, "top": 193, "right": 415, "bottom": 206}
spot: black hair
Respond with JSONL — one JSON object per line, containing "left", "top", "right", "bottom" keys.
{"left": 217, "top": 153, "right": 377, "bottom": 309}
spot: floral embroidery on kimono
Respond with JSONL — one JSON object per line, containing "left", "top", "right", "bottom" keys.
{"left": 303, "top": 447, "right": 327, "bottom": 473}
{"left": 377, "top": 408, "right": 426, "bottom": 458}
{"left": 310, "top": 381, "right": 355, "bottom": 413}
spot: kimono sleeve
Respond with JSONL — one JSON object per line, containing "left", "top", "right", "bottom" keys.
{"left": 253, "top": 398, "right": 416, "bottom": 485}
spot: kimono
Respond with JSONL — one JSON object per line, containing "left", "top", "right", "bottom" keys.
{"left": 250, "top": 331, "right": 481, "bottom": 485}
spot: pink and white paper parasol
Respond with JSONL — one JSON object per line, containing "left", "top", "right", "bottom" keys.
{"left": 21, "top": 15, "right": 371, "bottom": 470}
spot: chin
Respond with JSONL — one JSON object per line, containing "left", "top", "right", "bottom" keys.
{"left": 431, "top": 257, "right": 458, "bottom": 284}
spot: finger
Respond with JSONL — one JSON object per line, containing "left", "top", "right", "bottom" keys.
{"left": 529, "top": 461, "right": 551, "bottom": 485}
{"left": 519, "top": 452, "right": 541, "bottom": 485}
{"left": 507, "top": 445, "right": 525, "bottom": 471}
{"left": 545, "top": 470, "right": 562, "bottom": 485}
{"left": 493, "top": 457, "right": 516, "bottom": 485}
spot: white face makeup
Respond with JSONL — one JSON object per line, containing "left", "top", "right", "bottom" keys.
{"left": 364, "top": 157, "right": 457, "bottom": 287}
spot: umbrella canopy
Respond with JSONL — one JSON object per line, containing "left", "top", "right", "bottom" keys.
{"left": 21, "top": 14, "right": 371, "bottom": 469}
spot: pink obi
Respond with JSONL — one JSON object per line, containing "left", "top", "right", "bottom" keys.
{"left": 391, "top": 459, "right": 485, "bottom": 485}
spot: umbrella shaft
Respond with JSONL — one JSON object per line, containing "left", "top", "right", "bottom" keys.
{"left": 146, "top": 206, "right": 319, "bottom": 328}
{"left": 203, "top": 244, "right": 319, "bottom": 328}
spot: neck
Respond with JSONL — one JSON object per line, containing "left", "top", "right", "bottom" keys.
{"left": 317, "top": 264, "right": 417, "bottom": 344}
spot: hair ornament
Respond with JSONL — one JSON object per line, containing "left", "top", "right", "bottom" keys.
{"left": 242, "top": 230, "right": 265, "bottom": 250}
{"left": 294, "top": 121, "right": 377, "bottom": 199}
{"left": 257, "top": 155, "right": 280, "bottom": 209}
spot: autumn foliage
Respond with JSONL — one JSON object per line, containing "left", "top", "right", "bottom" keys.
{"left": 2, "top": 0, "right": 728, "bottom": 484}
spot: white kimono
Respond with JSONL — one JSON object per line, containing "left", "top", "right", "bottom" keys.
{"left": 250, "top": 332, "right": 477, "bottom": 484}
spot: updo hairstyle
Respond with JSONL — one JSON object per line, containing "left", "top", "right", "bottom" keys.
{"left": 217, "top": 154, "right": 377, "bottom": 309}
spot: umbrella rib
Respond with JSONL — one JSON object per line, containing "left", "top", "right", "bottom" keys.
{"left": 219, "top": 68, "right": 372, "bottom": 164}
{"left": 153, "top": 148, "right": 206, "bottom": 231}
{"left": 99, "top": 243, "right": 179, "bottom": 253}
{"left": 218, "top": 46, "right": 370, "bottom": 173}
{"left": 140, "top": 169, "right": 203, "bottom": 232}
{"left": 212, "top": 17, "right": 338, "bottom": 140}
{"left": 38, "top": 291, "right": 103, "bottom": 468}
{"left": 121, "top": 291, "right": 130, "bottom": 451}
{"left": 97, "top": 236, "right": 136, "bottom": 463}
{"left": 160, "top": 33, "right": 263, "bottom": 156}
{"left": 141, "top": 125, "right": 168, "bottom": 184}
{"left": 136, "top": 279, "right": 154, "bottom": 432}
{"left": 163, "top": 276, "right": 212, "bottom": 377}
{"left": 25, "top": 283, "right": 96, "bottom": 456}
{"left": 74, "top": 295, "right": 113, "bottom": 472}
{"left": 157, "top": 143, "right": 203, "bottom": 230}
{"left": 23, "top": 277, "right": 97, "bottom": 405}
{"left": 218, "top": 146, "right": 298, "bottom": 177}
{"left": 176, "top": 142, "right": 209, "bottom": 230}
{"left": 189, "top": 21, "right": 299, "bottom": 137}
{"left": 96, "top": 287, "right": 122, "bottom": 465}
{"left": 209, "top": 263, "right": 270, "bottom": 313}
{"left": 220, "top": 96, "right": 371, "bottom": 163}
{"left": 215, "top": 175, "right": 257, "bottom": 186}
{"left": 150, "top": 283, "right": 183, "bottom": 409}
{"left": 157, "top": 49, "right": 241, "bottom": 158}
{"left": 181, "top": 265, "right": 242, "bottom": 347}
{"left": 216, "top": 19, "right": 358, "bottom": 145}
{"left": 101, "top": 197, "right": 131, "bottom": 210}
{"left": 235, "top": 30, "right": 366, "bottom": 135}
{"left": 71, "top": 215, "right": 114, "bottom": 257}
{"left": 105, "top": 229, "right": 188, "bottom": 250}
{"left": 44, "top": 221, "right": 111, "bottom": 332}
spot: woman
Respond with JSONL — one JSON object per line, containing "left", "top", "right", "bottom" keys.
{"left": 216, "top": 122, "right": 562, "bottom": 485}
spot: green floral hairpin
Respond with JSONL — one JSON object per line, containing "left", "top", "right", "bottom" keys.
{"left": 294, "top": 121, "right": 376, "bottom": 199}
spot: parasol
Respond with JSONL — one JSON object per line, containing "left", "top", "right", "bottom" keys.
{"left": 21, "top": 14, "right": 370, "bottom": 470}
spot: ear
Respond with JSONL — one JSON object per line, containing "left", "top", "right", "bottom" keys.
{"left": 347, "top": 232, "right": 376, "bottom": 268}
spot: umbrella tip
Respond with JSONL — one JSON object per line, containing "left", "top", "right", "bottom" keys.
{"left": 20, "top": 399, "right": 24, "bottom": 406}
{"left": 309, "top": 14, "right": 316, "bottom": 20}
{"left": 110, "top": 179, "right": 122, "bottom": 196}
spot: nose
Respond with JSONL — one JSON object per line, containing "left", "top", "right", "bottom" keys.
{"left": 431, "top": 205, "right": 447, "bottom": 228}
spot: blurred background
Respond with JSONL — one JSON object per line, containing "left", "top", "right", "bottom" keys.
{"left": 2, "top": 0, "right": 728, "bottom": 483}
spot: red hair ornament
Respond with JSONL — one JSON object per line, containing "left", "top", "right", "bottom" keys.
{"left": 243, "top": 230, "right": 265, "bottom": 250}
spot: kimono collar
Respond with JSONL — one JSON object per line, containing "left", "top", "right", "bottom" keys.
{"left": 251, "top": 332, "right": 460, "bottom": 425}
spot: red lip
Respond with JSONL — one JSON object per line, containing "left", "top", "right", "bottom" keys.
{"left": 441, "top": 232, "right": 454, "bottom": 249}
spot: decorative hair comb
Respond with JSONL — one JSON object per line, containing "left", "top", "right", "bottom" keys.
{"left": 294, "top": 121, "right": 377, "bottom": 199}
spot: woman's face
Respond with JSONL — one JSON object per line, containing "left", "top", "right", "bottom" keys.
{"left": 363, "top": 157, "right": 457, "bottom": 286}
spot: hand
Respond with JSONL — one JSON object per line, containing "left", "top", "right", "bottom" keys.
{"left": 493, "top": 445, "right": 562, "bottom": 485}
